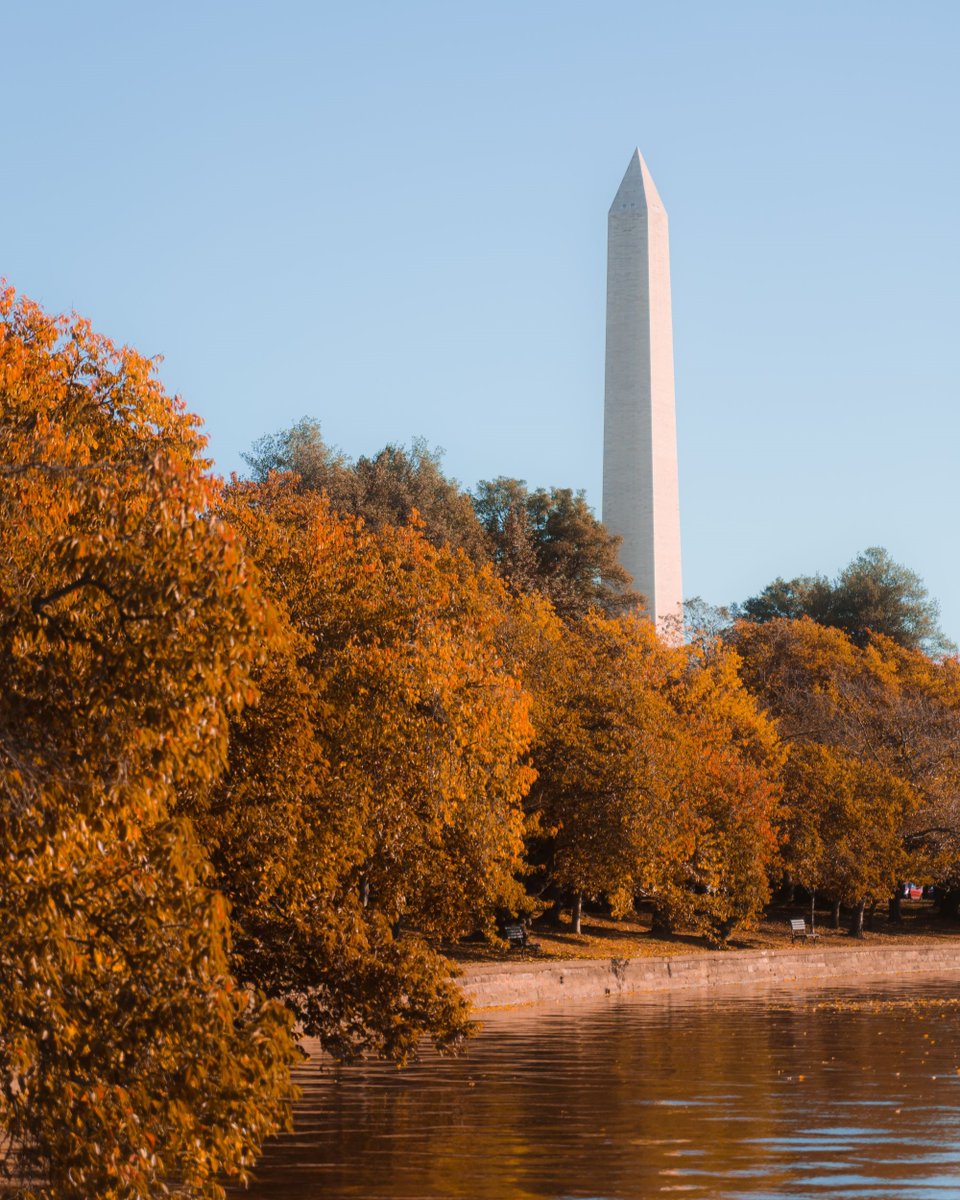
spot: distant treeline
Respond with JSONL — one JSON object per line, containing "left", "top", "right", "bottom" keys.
{"left": 3, "top": 290, "right": 960, "bottom": 1198}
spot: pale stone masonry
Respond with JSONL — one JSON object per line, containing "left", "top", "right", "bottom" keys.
{"left": 460, "top": 944, "right": 960, "bottom": 1010}
{"left": 602, "top": 150, "right": 683, "bottom": 632}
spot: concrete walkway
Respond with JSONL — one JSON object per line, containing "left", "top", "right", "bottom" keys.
{"left": 459, "top": 942, "right": 960, "bottom": 1010}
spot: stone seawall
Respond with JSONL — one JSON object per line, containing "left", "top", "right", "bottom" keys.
{"left": 459, "top": 943, "right": 960, "bottom": 1010}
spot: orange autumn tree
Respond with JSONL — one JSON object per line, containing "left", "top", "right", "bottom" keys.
{"left": 654, "top": 640, "right": 784, "bottom": 941}
{"left": 522, "top": 611, "right": 679, "bottom": 933}
{"left": 734, "top": 618, "right": 960, "bottom": 935}
{"left": 870, "top": 638, "right": 960, "bottom": 909}
{"left": 202, "top": 477, "right": 535, "bottom": 1060}
{"left": 521, "top": 610, "right": 782, "bottom": 944}
{"left": 0, "top": 290, "right": 295, "bottom": 1199}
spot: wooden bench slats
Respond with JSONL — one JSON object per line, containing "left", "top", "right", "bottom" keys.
{"left": 790, "top": 917, "right": 820, "bottom": 942}
{"left": 503, "top": 924, "right": 541, "bottom": 956}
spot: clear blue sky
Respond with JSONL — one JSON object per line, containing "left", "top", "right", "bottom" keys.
{"left": 6, "top": 2, "right": 959, "bottom": 639}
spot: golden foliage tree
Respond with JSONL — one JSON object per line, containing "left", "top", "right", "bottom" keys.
{"left": 734, "top": 617, "right": 960, "bottom": 934}
{"left": 0, "top": 290, "right": 296, "bottom": 1198}
{"left": 653, "top": 640, "right": 784, "bottom": 941}
{"left": 203, "top": 478, "right": 535, "bottom": 1061}
{"left": 522, "top": 610, "right": 782, "bottom": 943}
{"left": 526, "top": 612, "right": 676, "bottom": 929}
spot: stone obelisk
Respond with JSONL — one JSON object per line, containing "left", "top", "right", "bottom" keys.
{"left": 602, "top": 149, "right": 683, "bottom": 633}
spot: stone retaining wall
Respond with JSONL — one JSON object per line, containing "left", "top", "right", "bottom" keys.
{"left": 459, "top": 943, "right": 960, "bottom": 1010}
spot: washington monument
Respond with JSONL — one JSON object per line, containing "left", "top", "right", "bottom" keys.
{"left": 602, "top": 149, "right": 683, "bottom": 631}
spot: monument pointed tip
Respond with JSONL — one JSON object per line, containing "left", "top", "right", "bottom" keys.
{"left": 610, "top": 148, "right": 666, "bottom": 215}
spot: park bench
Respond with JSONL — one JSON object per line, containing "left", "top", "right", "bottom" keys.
{"left": 790, "top": 917, "right": 820, "bottom": 943}
{"left": 503, "top": 923, "right": 542, "bottom": 957}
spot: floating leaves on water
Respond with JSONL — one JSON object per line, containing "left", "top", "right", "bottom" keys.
{"left": 811, "top": 996, "right": 960, "bottom": 1015}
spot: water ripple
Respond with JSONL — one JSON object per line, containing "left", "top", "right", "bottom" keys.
{"left": 236, "top": 976, "right": 960, "bottom": 1200}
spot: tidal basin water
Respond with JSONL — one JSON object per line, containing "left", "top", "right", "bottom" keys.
{"left": 241, "top": 976, "right": 960, "bottom": 1199}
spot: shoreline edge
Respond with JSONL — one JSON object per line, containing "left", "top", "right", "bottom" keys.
{"left": 459, "top": 943, "right": 960, "bottom": 1010}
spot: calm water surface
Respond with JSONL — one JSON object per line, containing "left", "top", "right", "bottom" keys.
{"left": 240, "top": 976, "right": 960, "bottom": 1199}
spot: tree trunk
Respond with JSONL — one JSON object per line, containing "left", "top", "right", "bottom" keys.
{"left": 865, "top": 900, "right": 878, "bottom": 932}
{"left": 545, "top": 897, "right": 565, "bottom": 928}
{"left": 572, "top": 892, "right": 583, "bottom": 936}
{"left": 360, "top": 877, "right": 370, "bottom": 908}
{"left": 651, "top": 906, "right": 672, "bottom": 937}
{"left": 938, "top": 888, "right": 960, "bottom": 921}
{"left": 888, "top": 888, "right": 903, "bottom": 924}
{"left": 831, "top": 899, "right": 841, "bottom": 929}
{"left": 848, "top": 900, "right": 866, "bottom": 938}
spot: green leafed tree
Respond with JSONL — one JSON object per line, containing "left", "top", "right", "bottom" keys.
{"left": 735, "top": 546, "right": 953, "bottom": 657}
{"left": 244, "top": 418, "right": 489, "bottom": 561}
{"left": 473, "top": 476, "right": 640, "bottom": 620}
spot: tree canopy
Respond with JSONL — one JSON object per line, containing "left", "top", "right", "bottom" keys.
{"left": 243, "top": 418, "right": 489, "bottom": 561}
{"left": 735, "top": 547, "right": 953, "bottom": 656}
{"left": 0, "top": 288, "right": 295, "bottom": 1199}
{"left": 733, "top": 616, "right": 960, "bottom": 934}
{"left": 206, "top": 478, "right": 534, "bottom": 1061}
{"left": 516, "top": 607, "right": 782, "bottom": 943}
{"left": 473, "top": 476, "right": 639, "bottom": 620}
{"left": 244, "top": 424, "right": 641, "bottom": 620}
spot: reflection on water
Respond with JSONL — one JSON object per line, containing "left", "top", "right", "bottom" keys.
{"left": 239, "top": 976, "right": 960, "bottom": 1199}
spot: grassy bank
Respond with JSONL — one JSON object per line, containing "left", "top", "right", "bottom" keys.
{"left": 447, "top": 900, "right": 960, "bottom": 965}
